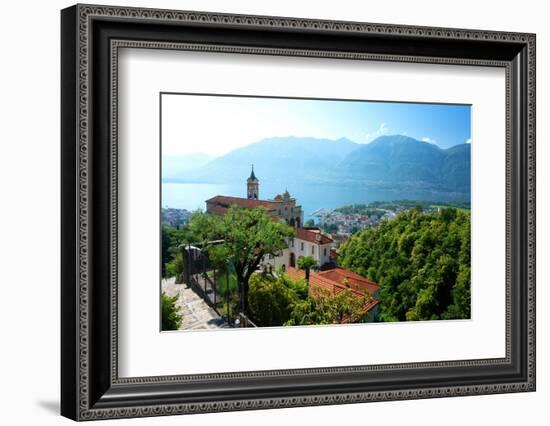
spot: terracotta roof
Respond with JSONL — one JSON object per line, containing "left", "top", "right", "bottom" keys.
{"left": 317, "top": 268, "right": 380, "bottom": 295}
{"left": 206, "top": 195, "right": 278, "bottom": 210}
{"left": 309, "top": 273, "right": 339, "bottom": 295}
{"left": 285, "top": 266, "right": 379, "bottom": 314}
{"left": 363, "top": 298, "right": 380, "bottom": 312}
{"left": 285, "top": 266, "right": 306, "bottom": 282}
{"left": 207, "top": 205, "right": 229, "bottom": 216}
{"left": 294, "top": 227, "right": 333, "bottom": 245}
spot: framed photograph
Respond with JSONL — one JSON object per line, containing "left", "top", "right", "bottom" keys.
{"left": 61, "top": 4, "right": 536, "bottom": 421}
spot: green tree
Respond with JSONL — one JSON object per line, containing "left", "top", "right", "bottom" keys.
{"left": 161, "top": 226, "right": 189, "bottom": 278}
{"left": 304, "top": 219, "right": 315, "bottom": 227}
{"left": 165, "top": 251, "right": 184, "bottom": 283}
{"left": 279, "top": 273, "right": 309, "bottom": 300}
{"left": 161, "top": 292, "right": 183, "bottom": 331}
{"left": 338, "top": 208, "right": 470, "bottom": 322}
{"left": 285, "top": 288, "right": 370, "bottom": 325}
{"left": 320, "top": 222, "right": 338, "bottom": 234}
{"left": 186, "top": 206, "right": 294, "bottom": 315}
{"left": 247, "top": 273, "right": 298, "bottom": 326}
{"left": 296, "top": 256, "right": 318, "bottom": 283}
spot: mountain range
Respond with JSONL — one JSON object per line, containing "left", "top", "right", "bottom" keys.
{"left": 162, "top": 135, "right": 471, "bottom": 196}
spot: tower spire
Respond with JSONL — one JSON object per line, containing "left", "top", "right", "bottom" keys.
{"left": 247, "top": 165, "right": 259, "bottom": 199}
{"left": 249, "top": 164, "right": 257, "bottom": 181}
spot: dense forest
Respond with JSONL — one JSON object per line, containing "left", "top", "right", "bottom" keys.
{"left": 338, "top": 208, "right": 470, "bottom": 321}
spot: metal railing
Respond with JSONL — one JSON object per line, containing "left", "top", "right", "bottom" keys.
{"left": 180, "top": 241, "right": 259, "bottom": 328}
{"left": 235, "top": 312, "right": 258, "bottom": 328}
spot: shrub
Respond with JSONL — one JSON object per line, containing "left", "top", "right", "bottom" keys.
{"left": 247, "top": 273, "right": 298, "bottom": 326}
{"left": 280, "top": 274, "right": 309, "bottom": 300}
{"left": 285, "top": 288, "right": 369, "bottom": 326}
{"left": 161, "top": 292, "right": 183, "bottom": 331}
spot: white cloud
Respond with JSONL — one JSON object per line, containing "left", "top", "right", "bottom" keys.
{"left": 421, "top": 137, "right": 437, "bottom": 144}
{"left": 465, "top": 138, "right": 472, "bottom": 144}
{"left": 365, "top": 122, "right": 389, "bottom": 142}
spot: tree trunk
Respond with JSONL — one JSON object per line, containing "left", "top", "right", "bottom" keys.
{"left": 237, "top": 277, "right": 245, "bottom": 314}
{"left": 242, "top": 281, "right": 249, "bottom": 315}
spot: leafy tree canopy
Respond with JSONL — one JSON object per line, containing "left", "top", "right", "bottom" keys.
{"left": 304, "top": 219, "right": 316, "bottom": 227}
{"left": 285, "top": 287, "right": 370, "bottom": 326}
{"left": 186, "top": 206, "right": 295, "bottom": 313}
{"left": 161, "top": 225, "right": 189, "bottom": 277}
{"left": 247, "top": 273, "right": 298, "bottom": 326}
{"left": 296, "top": 255, "right": 318, "bottom": 283}
{"left": 297, "top": 256, "right": 318, "bottom": 270}
{"left": 338, "top": 208, "right": 470, "bottom": 322}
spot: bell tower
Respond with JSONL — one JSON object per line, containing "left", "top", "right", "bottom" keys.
{"left": 247, "top": 165, "right": 259, "bottom": 200}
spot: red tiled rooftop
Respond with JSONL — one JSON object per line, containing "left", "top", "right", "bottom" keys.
{"left": 317, "top": 268, "right": 380, "bottom": 295}
{"left": 285, "top": 266, "right": 379, "bottom": 314}
{"left": 285, "top": 266, "right": 306, "bottom": 282}
{"left": 207, "top": 205, "right": 229, "bottom": 216}
{"left": 294, "top": 227, "right": 333, "bottom": 245}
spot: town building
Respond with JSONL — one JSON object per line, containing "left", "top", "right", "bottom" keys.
{"left": 205, "top": 167, "right": 332, "bottom": 269}
{"left": 285, "top": 266, "right": 380, "bottom": 320}
{"left": 266, "top": 226, "right": 333, "bottom": 271}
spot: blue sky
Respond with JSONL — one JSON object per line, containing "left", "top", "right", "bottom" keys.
{"left": 162, "top": 94, "right": 471, "bottom": 157}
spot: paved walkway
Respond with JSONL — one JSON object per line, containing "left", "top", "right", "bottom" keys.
{"left": 162, "top": 277, "right": 229, "bottom": 330}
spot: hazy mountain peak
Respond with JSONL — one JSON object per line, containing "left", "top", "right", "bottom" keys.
{"left": 335, "top": 137, "right": 355, "bottom": 143}
{"left": 369, "top": 134, "right": 428, "bottom": 145}
{"left": 162, "top": 134, "right": 470, "bottom": 197}
{"left": 257, "top": 135, "right": 357, "bottom": 144}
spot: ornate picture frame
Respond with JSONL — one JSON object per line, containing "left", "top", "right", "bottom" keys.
{"left": 61, "top": 4, "right": 536, "bottom": 421}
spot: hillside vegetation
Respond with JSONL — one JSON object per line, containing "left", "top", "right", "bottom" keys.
{"left": 338, "top": 208, "right": 471, "bottom": 321}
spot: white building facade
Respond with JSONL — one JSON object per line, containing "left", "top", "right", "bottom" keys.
{"left": 264, "top": 227, "right": 334, "bottom": 271}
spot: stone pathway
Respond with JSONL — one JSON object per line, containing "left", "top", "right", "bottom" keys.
{"left": 162, "top": 277, "right": 229, "bottom": 330}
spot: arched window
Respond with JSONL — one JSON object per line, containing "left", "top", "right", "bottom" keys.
{"left": 296, "top": 217, "right": 301, "bottom": 228}
{"left": 289, "top": 218, "right": 295, "bottom": 227}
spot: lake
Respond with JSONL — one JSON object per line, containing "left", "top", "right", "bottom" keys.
{"left": 162, "top": 182, "right": 469, "bottom": 219}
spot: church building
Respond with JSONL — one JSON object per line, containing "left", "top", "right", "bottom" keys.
{"left": 206, "top": 166, "right": 304, "bottom": 228}
{"left": 205, "top": 166, "right": 333, "bottom": 269}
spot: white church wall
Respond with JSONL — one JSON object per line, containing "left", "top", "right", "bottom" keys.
{"left": 318, "top": 243, "right": 333, "bottom": 266}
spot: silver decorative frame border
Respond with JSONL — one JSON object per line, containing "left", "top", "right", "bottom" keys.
{"left": 71, "top": 4, "right": 535, "bottom": 420}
